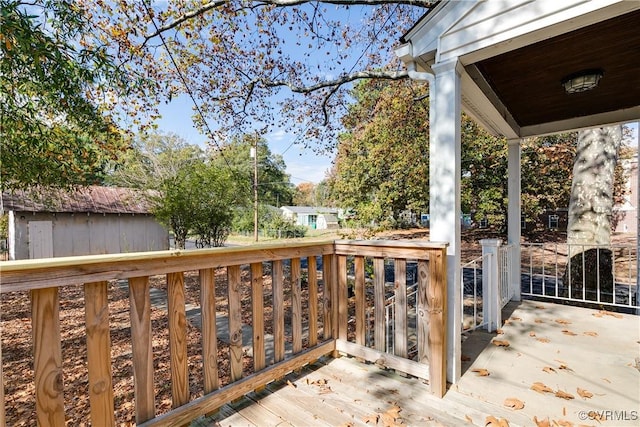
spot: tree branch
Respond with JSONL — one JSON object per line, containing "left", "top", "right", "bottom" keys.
{"left": 262, "top": 69, "right": 410, "bottom": 93}
{"left": 144, "top": 0, "right": 434, "bottom": 40}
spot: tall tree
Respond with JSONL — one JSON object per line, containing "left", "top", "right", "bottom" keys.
{"left": 564, "top": 125, "right": 623, "bottom": 301}
{"left": 0, "top": 0, "right": 145, "bottom": 189}
{"left": 329, "top": 79, "right": 430, "bottom": 227}
{"left": 293, "top": 182, "right": 316, "bottom": 206}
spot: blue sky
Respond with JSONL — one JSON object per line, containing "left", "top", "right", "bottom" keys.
{"left": 156, "top": 95, "right": 334, "bottom": 185}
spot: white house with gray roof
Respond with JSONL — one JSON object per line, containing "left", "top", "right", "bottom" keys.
{"left": 280, "top": 206, "right": 339, "bottom": 230}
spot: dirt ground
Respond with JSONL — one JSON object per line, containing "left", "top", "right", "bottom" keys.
{"left": 1, "top": 228, "right": 636, "bottom": 425}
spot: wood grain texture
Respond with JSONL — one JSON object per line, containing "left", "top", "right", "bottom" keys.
{"left": 31, "top": 287, "right": 65, "bottom": 426}
{"left": 84, "top": 281, "right": 115, "bottom": 426}
{"left": 227, "top": 265, "right": 243, "bottom": 382}
{"left": 250, "top": 263, "right": 265, "bottom": 371}
{"left": 337, "top": 255, "right": 348, "bottom": 341}
{"left": 373, "top": 258, "right": 386, "bottom": 352}
{"left": 354, "top": 256, "right": 366, "bottom": 346}
{"left": 428, "top": 249, "right": 447, "bottom": 398}
{"left": 0, "top": 334, "right": 4, "bottom": 427}
{"left": 417, "top": 260, "right": 430, "bottom": 366}
{"left": 199, "top": 268, "right": 219, "bottom": 393}
{"left": 290, "top": 257, "right": 302, "bottom": 354}
{"left": 322, "top": 254, "right": 333, "bottom": 341}
{"left": 394, "top": 259, "right": 408, "bottom": 358}
{"left": 272, "top": 260, "right": 285, "bottom": 363}
{"left": 167, "top": 272, "right": 189, "bottom": 407}
{"left": 307, "top": 256, "right": 318, "bottom": 347}
{"left": 129, "top": 276, "right": 155, "bottom": 423}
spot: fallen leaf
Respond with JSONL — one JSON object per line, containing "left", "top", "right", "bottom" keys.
{"left": 535, "top": 319, "right": 545, "bottom": 324}
{"left": 472, "top": 368, "right": 491, "bottom": 376}
{"left": 577, "top": 388, "right": 593, "bottom": 399}
{"left": 554, "top": 420, "right": 574, "bottom": 427}
{"left": 503, "top": 397, "right": 525, "bottom": 410}
{"left": 558, "top": 364, "right": 573, "bottom": 372}
{"left": 594, "top": 310, "right": 623, "bottom": 319}
{"left": 286, "top": 380, "right": 297, "bottom": 388}
{"left": 531, "top": 382, "right": 554, "bottom": 393}
{"left": 492, "top": 339, "right": 510, "bottom": 347}
{"left": 555, "top": 319, "right": 572, "bottom": 325}
{"left": 535, "top": 305, "right": 546, "bottom": 309}
{"left": 511, "top": 317, "right": 522, "bottom": 321}
{"left": 496, "top": 328, "right": 505, "bottom": 335}
{"left": 533, "top": 416, "right": 551, "bottom": 427}
{"left": 583, "top": 331, "right": 598, "bottom": 337}
{"left": 588, "top": 411, "right": 604, "bottom": 422}
{"left": 602, "top": 377, "right": 611, "bottom": 383}
{"left": 465, "top": 415, "right": 473, "bottom": 423}
{"left": 542, "top": 366, "right": 557, "bottom": 374}
{"left": 533, "top": 416, "right": 550, "bottom": 427}
{"left": 554, "top": 390, "right": 575, "bottom": 400}
{"left": 536, "top": 337, "right": 550, "bottom": 343}
{"left": 562, "top": 330, "right": 577, "bottom": 336}
{"left": 529, "top": 331, "right": 537, "bottom": 337}
{"left": 485, "top": 416, "right": 510, "bottom": 427}
{"left": 362, "top": 414, "right": 379, "bottom": 424}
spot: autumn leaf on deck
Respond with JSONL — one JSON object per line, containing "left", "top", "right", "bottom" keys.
{"left": 535, "top": 319, "right": 545, "bottom": 324}
{"left": 561, "top": 330, "right": 577, "bottom": 336}
{"left": 555, "top": 319, "right": 572, "bottom": 325}
{"left": 577, "top": 388, "right": 593, "bottom": 399}
{"left": 583, "top": 331, "right": 598, "bottom": 337}
{"left": 533, "top": 416, "right": 550, "bottom": 427}
{"left": 472, "top": 368, "right": 490, "bottom": 376}
{"left": 529, "top": 331, "right": 537, "bottom": 337}
{"left": 554, "top": 390, "right": 575, "bottom": 400}
{"left": 492, "top": 339, "right": 510, "bottom": 347}
{"left": 557, "top": 363, "right": 573, "bottom": 372}
{"left": 531, "top": 382, "right": 554, "bottom": 393}
{"left": 536, "top": 337, "right": 550, "bottom": 343}
{"left": 465, "top": 415, "right": 473, "bottom": 423}
{"left": 554, "top": 420, "right": 574, "bottom": 427}
{"left": 362, "top": 414, "right": 379, "bottom": 424}
{"left": 496, "top": 328, "right": 504, "bottom": 335}
{"left": 593, "top": 310, "right": 623, "bottom": 319}
{"left": 588, "top": 411, "right": 605, "bottom": 422}
{"left": 380, "top": 405, "right": 403, "bottom": 427}
{"left": 542, "top": 366, "right": 556, "bottom": 374}
{"left": 535, "top": 305, "right": 546, "bottom": 309}
{"left": 286, "top": 379, "right": 297, "bottom": 388}
{"left": 503, "top": 397, "right": 525, "bottom": 410}
{"left": 485, "top": 415, "right": 510, "bottom": 427}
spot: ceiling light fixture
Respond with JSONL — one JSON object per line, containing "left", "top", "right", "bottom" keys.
{"left": 561, "top": 69, "right": 604, "bottom": 94}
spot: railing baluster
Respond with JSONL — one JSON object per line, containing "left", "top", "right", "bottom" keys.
{"left": 199, "top": 268, "right": 218, "bottom": 393}
{"left": 322, "top": 254, "right": 334, "bottom": 341}
{"left": 307, "top": 256, "right": 318, "bottom": 347}
{"left": 128, "top": 276, "right": 155, "bottom": 423}
{"left": 227, "top": 265, "right": 243, "bottom": 382}
{"left": 354, "top": 256, "right": 366, "bottom": 346}
{"left": 373, "top": 258, "right": 385, "bottom": 352}
{"left": 337, "top": 255, "right": 348, "bottom": 341}
{"left": 32, "top": 287, "right": 65, "bottom": 426}
{"left": 417, "top": 260, "right": 430, "bottom": 365}
{"left": 272, "top": 260, "right": 285, "bottom": 363}
{"left": 394, "top": 259, "right": 408, "bottom": 358}
{"left": 251, "top": 263, "right": 265, "bottom": 371}
{"left": 167, "top": 272, "right": 189, "bottom": 407}
{"left": 84, "top": 281, "right": 115, "bottom": 426}
{"left": 291, "top": 258, "right": 302, "bottom": 354}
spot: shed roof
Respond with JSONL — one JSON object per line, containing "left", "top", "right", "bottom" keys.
{"left": 281, "top": 206, "right": 338, "bottom": 215}
{"left": 1, "top": 186, "right": 156, "bottom": 214}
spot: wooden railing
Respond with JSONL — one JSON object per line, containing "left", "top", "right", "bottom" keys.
{"left": 0, "top": 240, "right": 448, "bottom": 426}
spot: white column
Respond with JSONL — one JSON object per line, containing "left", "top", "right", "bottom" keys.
{"left": 507, "top": 139, "right": 522, "bottom": 302}
{"left": 430, "top": 59, "right": 462, "bottom": 383}
{"left": 481, "top": 239, "right": 502, "bottom": 332}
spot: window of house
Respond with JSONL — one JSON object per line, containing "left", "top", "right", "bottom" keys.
{"left": 548, "top": 214, "right": 559, "bottom": 230}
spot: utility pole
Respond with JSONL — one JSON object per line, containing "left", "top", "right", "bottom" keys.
{"left": 251, "top": 138, "right": 259, "bottom": 242}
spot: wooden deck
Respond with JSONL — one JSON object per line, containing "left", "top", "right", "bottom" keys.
{"left": 198, "top": 300, "right": 640, "bottom": 427}
{"left": 193, "top": 356, "right": 467, "bottom": 427}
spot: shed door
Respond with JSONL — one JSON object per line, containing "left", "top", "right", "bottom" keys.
{"left": 28, "top": 221, "right": 53, "bottom": 259}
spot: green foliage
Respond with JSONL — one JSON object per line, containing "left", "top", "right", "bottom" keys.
{"left": 0, "top": 0, "right": 133, "bottom": 189}
{"left": 262, "top": 213, "right": 307, "bottom": 239}
{"left": 328, "top": 79, "right": 430, "bottom": 228}
{"left": 211, "top": 134, "right": 295, "bottom": 207}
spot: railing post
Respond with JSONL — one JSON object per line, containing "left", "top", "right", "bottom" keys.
{"left": 481, "top": 239, "right": 501, "bottom": 332}
{"left": 428, "top": 248, "right": 447, "bottom": 398}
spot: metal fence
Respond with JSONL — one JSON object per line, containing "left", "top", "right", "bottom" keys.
{"left": 521, "top": 242, "right": 638, "bottom": 310}
{"left": 461, "top": 254, "right": 490, "bottom": 332}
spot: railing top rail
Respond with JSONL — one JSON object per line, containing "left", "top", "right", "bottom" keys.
{"left": 0, "top": 241, "right": 336, "bottom": 292}
{"left": 334, "top": 239, "right": 448, "bottom": 259}
{"left": 334, "top": 239, "right": 448, "bottom": 249}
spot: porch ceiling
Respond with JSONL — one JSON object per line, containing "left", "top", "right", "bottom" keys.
{"left": 473, "top": 10, "right": 640, "bottom": 134}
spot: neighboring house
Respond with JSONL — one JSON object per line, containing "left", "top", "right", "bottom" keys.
{"left": 280, "top": 206, "right": 340, "bottom": 230}
{"left": 1, "top": 186, "right": 169, "bottom": 260}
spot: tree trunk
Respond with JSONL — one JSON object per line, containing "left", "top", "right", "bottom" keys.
{"left": 564, "top": 126, "right": 622, "bottom": 302}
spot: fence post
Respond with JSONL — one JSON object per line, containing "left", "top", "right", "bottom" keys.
{"left": 480, "top": 239, "right": 501, "bottom": 332}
